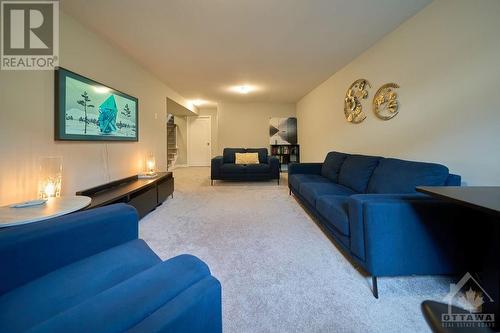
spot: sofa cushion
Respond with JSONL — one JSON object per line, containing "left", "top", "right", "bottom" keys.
{"left": 245, "top": 164, "right": 271, "bottom": 174}
{"left": 220, "top": 164, "right": 246, "bottom": 174}
{"left": 366, "top": 158, "right": 450, "bottom": 193}
{"left": 316, "top": 195, "right": 350, "bottom": 236}
{"left": 223, "top": 148, "right": 246, "bottom": 164}
{"left": 246, "top": 148, "right": 268, "bottom": 164}
{"left": 338, "top": 155, "right": 381, "bottom": 193}
{"left": 288, "top": 174, "right": 331, "bottom": 192}
{"left": 0, "top": 239, "right": 161, "bottom": 333}
{"left": 321, "top": 151, "right": 349, "bottom": 182}
{"left": 26, "top": 255, "right": 211, "bottom": 333}
{"left": 299, "top": 182, "right": 355, "bottom": 207}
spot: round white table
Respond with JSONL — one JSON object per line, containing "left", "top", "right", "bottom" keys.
{"left": 0, "top": 196, "right": 91, "bottom": 228}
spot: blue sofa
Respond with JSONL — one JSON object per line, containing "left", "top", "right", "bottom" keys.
{"left": 211, "top": 148, "right": 280, "bottom": 184}
{"left": 289, "top": 152, "right": 473, "bottom": 297}
{"left": 0, "top": 204, "right": 222, "bottom": 333}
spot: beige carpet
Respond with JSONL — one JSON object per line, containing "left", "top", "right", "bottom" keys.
{"left": 140, "top": 167, "right": 452, "bottom": 332}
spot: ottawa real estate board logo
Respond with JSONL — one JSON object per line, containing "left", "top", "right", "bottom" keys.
{"left": 442, "top": 272, "right": 495, "bottom": 329}
{"left": 1, "top": 0, "right": 59, "bottom": 70}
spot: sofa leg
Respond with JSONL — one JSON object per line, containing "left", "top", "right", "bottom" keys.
{"left": 372, "top": 276, "right": 379, "bottom": 299}
{"left": 211, "top": 179, "right": 214, "bottom": 186}
{"left": 289, "top": 188, "right": 291, "bottom": 195}
{"left": 277, "top": 178, "right": 280, "bottom": 185}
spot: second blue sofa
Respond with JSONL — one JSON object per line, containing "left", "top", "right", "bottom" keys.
{"left": 0, "top": 204, "right": 222, "bottom": 333}
{"left": 211, "top": 148, "right": 280, "bottom": 184}
{"left": 289, "top": 152, "right": 473, "bottom": 297}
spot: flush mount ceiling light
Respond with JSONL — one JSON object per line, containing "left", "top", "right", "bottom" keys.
{"left": 190, "top": 99, "right": 207, "bottom": 107}
{"left": 230, "top": 85, "right": 255, "bottom": 94}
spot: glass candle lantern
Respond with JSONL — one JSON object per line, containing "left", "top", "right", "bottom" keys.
{"left": 145, "top": 153, "right": 156, "bottom": 174}
{"left": 38, "top": 156, "right": 63, "bottom": 199}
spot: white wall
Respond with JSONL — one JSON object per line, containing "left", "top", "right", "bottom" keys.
{"left": 296, "top": 0, "right": 500, "bottom": 185}
{"left": 217, "top": 102, "right": 296, "bottom": 154}
{"left": 0, "top": 12, "right": 192, "bottom": 205}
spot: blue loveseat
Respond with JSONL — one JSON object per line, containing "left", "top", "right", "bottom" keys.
{"left": 211, "top": 148, "right": 280, "bottom": 184}
{"left": 0, "top": 204, "right": 222, "bottom": 333}
{"left": 289, "top": 152, "right": 473, "bottom": 297}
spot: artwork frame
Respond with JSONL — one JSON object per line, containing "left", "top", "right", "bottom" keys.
{"left": 373, "top": 83, "right": 400, "bottom": 120}
{"left": 344, "top": 79, "right": 370, "bottom": 124}
{"left": 269, "top": 117, "right": 297, "bottom": 145}
{"left": 55, "top": 67, "right": 139, "bottom": 141}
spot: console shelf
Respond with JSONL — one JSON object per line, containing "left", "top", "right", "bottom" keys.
{"left": 76, "top": 172, "right": 174, "bottom": 219}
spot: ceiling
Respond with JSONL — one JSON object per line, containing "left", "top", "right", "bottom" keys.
{"left": 167, "top": 98, "right": 195, "bottom": 116}
{"left": 61, "top": 0, "right": 431, "bottom": 105}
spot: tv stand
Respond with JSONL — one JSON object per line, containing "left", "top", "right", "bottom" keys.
{"left": 76, "top": 172, "right": 173, "bottom": 219}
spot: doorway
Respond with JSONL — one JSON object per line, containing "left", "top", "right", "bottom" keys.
{"left": 187, "top": 116, "right": 212, "bottom": 166}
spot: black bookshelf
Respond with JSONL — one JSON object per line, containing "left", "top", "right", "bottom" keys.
{"left": 270, "top": 144, "right": 300, "bottom": 172}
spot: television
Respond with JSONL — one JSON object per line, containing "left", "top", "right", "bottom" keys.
{"left": 55, "top": 67, "right": 138, "bottom": 141}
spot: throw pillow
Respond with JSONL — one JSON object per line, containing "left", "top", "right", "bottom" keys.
{"left": 235, "top": 153, "right": 260, "bottom": 164}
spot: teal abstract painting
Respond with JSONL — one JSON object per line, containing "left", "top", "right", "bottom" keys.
{"left": 56, "top": 67, "right": 138, "bottom": 141}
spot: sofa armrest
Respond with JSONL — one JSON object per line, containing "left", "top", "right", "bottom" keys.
{"left": 127, "top": 275, "right": 222, "bottom": 333}
{"left": 446, "top": 173, "right": 461, "bottom": 186}
{"left": 347, "top": 194, "right": 476, "bottom": 276}
{"left": 30, "top": 254, "right": 219, "bottom": 333}
{"left": 0, "top": 203, "right": 138, "bottom": 295}
{"left": 288, "top": 162, "right": 322, "bottom": 175}
{"left": 211, "top": 156, "right": 223, "bottom": 180}
{"left": 268, "top": 156, "right": 280, "bottom": 178}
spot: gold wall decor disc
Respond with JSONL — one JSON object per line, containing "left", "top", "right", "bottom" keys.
{"left": 373, "top": 83, "right": 400, "bottom": 120}
{"left": 344, "top": 79, "right": 371, "bottom": 124}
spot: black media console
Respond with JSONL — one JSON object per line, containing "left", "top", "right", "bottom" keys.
{"left": 76, "top": 172, "right": 174, "bottom": 219}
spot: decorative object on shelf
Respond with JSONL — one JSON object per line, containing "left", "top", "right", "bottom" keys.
{"left": 269, "top": 117, "right": 297, "bottom": 145}
{"left": 138, "top": 173, "right": 158, "bottom": 179}
{"left": 344, "top": 79, "right": 371, "bottom": 124}
{"left": 146, "top": 152, "right": 156, "bottom": 174}
{"left": 373, "top": 83, "right": 400, "bottom": 120}
{"left": 38, "top": 156, "right": 63, "bottom": 199}
{"left": 9, "top": 199, "right": 48, "bottom": 208}
{"left": 270, "top": 144, "right": 300, "bottom": 172}
{"left": 139, "top": 152, "right": 158, "bottom": 179}
{"left": 55, "top": 67, "right": 138, "bottom": 141}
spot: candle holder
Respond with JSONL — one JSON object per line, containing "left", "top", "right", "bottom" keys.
{"left": 146, "top": 152, "right": 156, "bottom": 174}
{"left": 38, "top": 156, "right": 63, "bottom": 199}
{"left": 138, "top": 152, "right": 157, "bottom": 179}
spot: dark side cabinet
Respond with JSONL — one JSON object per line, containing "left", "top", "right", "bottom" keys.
{"left": 157, "top": 176, "right": 174, "bottom": 204}
{"left": 128, "top": 186, "right": 158, "bottom": 218}
{"left": 77, "top": 172, "right": 174, "bottom": 219}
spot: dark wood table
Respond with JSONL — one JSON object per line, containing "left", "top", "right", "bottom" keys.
{"left": 416, "top": 186, "right": 500, "bottom": 332}
{"left": 417, "top": 186, "right": 500, "bottom": 217}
